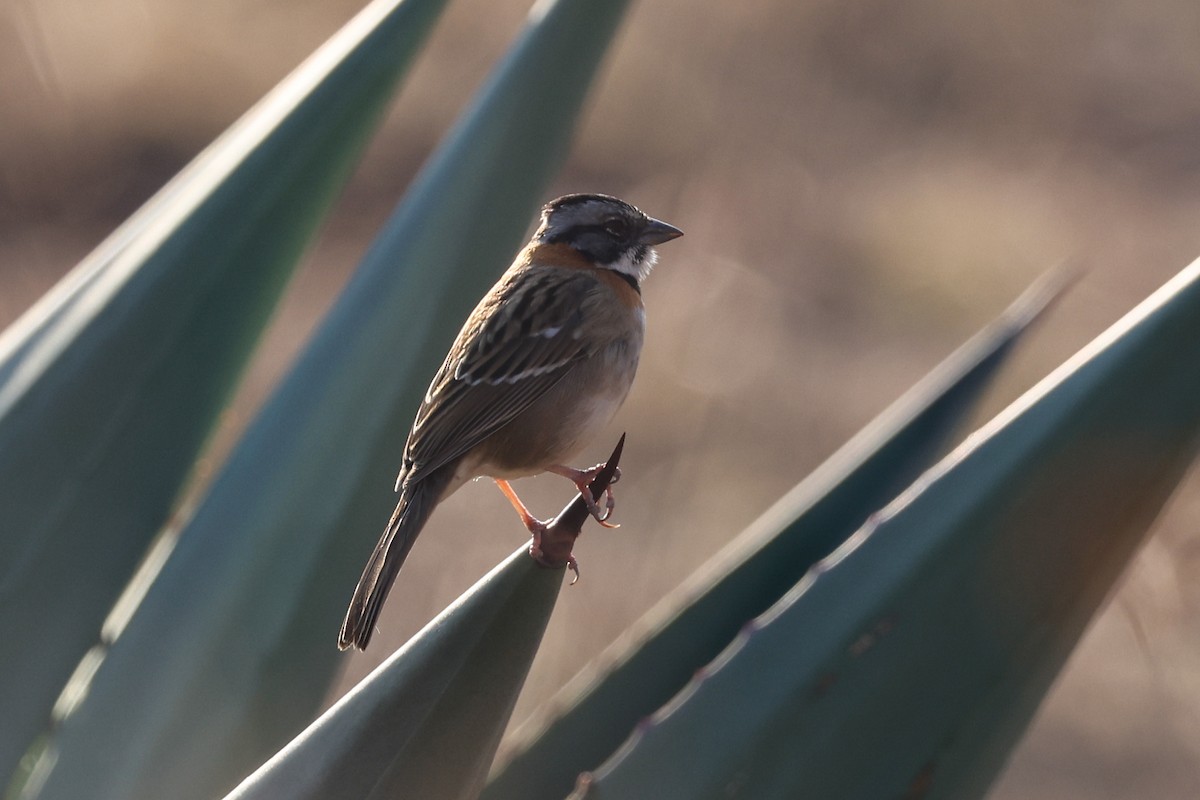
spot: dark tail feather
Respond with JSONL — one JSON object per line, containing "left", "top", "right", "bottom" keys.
{"left": 338, "top": 470, "right": 451, "bottom": 651}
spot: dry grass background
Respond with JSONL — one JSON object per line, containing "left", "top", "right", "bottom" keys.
{"left": 5, "top": 0, "right": 1200, "bottom": 796}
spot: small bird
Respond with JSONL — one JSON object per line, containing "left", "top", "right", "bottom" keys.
{"left": 338, "top": 193, "right": 682, "bottom": 651}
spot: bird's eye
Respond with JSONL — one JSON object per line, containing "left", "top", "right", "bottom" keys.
{"left": 603, "top": 218, "right": 629, "bottom": 239}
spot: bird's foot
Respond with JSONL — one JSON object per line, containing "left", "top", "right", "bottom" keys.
{"left": 529, "top": 526, "right": 580, "bottom": 584}
{"left": 548, "top": 464, "right": 621, "bottom": 527}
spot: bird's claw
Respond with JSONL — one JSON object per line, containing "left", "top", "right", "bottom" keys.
{"left": 528, "top": 522, "right": 549, "bottom": 555}
{"left": 529, "top": 531, "right": 580, "bottom": 584}
{"left": 581, "top": 485, "right": 620, "bottom": 528}
{"left": 547, "top": 463, "right": 622, "bottom": 527}
{"left": 569, "top": 464, "right": 620, "bottom": 527}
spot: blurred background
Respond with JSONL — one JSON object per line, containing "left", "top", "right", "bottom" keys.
{"left": 4, "top": 0, "right": 1200, "bottom": 796}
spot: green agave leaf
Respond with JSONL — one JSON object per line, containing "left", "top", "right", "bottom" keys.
{"left": 24, "top": 1, "right": 632, "bottom": 799}
{"left": 0, "top": 0, "right": 446, "bottom": 786}
{"left": 225, "top": 445, "right": 621, "bottom": 800}
{"left": 484, "top": 274, "right": 1063, "bottom": 800}
{"left": 575, "top": 260, "right": 1200, "bottom": 800}
{"left": 226, "top": 548, "right": 564, "bottom": 800}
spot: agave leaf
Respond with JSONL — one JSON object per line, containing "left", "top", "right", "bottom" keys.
{"left": 575, "top": 259, "right": 1200, "bottom": 799}
{"left": 0, "top": 0, "right": 447, "bottom": 785}
{"left": 226, "top": 441, "right": 621, "bottom": 800}
{"left": 24, "top": 1, "right": 632, "bottom": 799}
{"left": 225, "top": 550, "right": 562, "bottom": 800}
{"left": 484, "top": 273, "right": 1064, "bottom": 800}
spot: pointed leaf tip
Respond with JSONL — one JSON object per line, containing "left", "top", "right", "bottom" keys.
{"left": 998, "top": 262, "right": 1080, "bottom": 332}
{"left": 554, "top": 434, "right": 626, "bottom": 533}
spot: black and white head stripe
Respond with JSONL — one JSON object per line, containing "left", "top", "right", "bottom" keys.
{"left": 537, "top": 194, "right": 657, "bottom": 284}
{"left": 540, "top": 193, "right": 643, "bottom": 225}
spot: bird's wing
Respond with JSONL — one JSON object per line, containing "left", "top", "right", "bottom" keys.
{"left": 399, "top": 265, "right": 599, "bottom": 486}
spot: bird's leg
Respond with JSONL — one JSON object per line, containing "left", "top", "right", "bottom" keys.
{"left": 494, "top": 479, "right": 580, "bottom": 581}
{"left": 546, "top": 464, "right": 621, "bottom": 528}
{"left": 495, "top": 478, "right": 548, "bottom": 550}
{"left": 494, "top": 479, "right": 547, "bottom": 536}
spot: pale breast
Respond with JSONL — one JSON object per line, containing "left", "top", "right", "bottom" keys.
{"left": 476, "top": 324, "right": 643, "bottom": 479}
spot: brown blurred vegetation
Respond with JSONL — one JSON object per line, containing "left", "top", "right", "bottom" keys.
{"left": 4, "top": 0, "right": 1200, "bottom": 796}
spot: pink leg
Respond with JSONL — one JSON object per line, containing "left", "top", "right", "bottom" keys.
{"left": 495, "top": 479, "right": 579, "bottom": 581}
{"left": 546, "top": 464, "right": 621, "bottom": 528}
{"left": 495, "top": 478, "right": 548, "bottom": 536}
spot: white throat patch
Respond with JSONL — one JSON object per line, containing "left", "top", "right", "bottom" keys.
{"left": 606, "top": 246, "right": 658, "bottom": 284}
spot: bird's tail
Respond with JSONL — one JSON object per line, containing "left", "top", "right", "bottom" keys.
{"left": 338, "top": 469, "right": 452, "bottom": 651}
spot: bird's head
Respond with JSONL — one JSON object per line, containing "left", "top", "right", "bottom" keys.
{"left": 536, "top": 193, "right": 683, "bottom": 287}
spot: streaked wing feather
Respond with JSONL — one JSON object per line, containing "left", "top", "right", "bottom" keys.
{"left": 402, "top": 267, "right": 596, "bottom": 482}
{"left": 408, "top": 367, "right": 576, "bottom": 475}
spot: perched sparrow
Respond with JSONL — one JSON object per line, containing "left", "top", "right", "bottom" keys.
{"left": 338, "top": 193, "right": 682, "bottom": 650}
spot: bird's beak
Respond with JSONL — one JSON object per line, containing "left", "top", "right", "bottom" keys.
{"left": 638, "top": 217, "right": 684, "bottom": 245}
